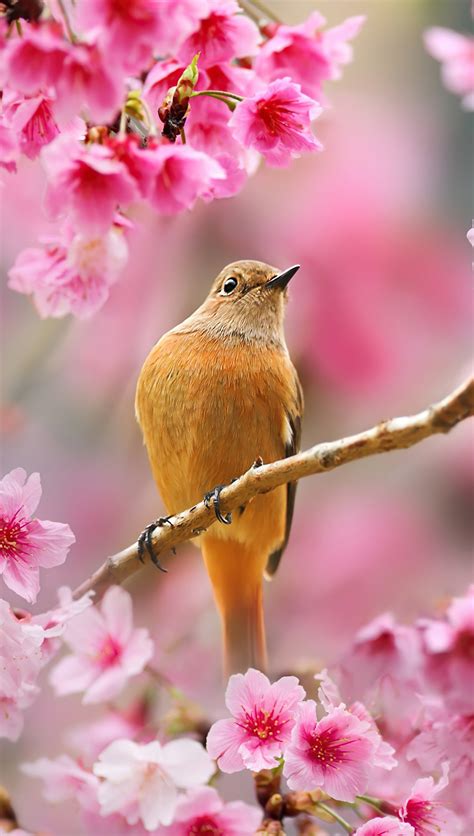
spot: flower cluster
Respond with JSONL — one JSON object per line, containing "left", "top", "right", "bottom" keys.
{"left": 1, "top": 1, "right": 364, "bottom": 318}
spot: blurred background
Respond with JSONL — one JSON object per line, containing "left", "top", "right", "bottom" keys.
{"left": 1, "top": 1, "right": 472, "bottom": 833}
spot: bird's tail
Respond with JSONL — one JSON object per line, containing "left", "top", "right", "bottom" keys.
{"left": 201, "top": 537, "right": 268, "bottom": 677}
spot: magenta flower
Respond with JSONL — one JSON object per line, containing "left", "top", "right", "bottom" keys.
{"left": 399, "top": 763, "right": 462, "bottom": 836}
{"left": 0, "top": 468, "right": 75, "bottom": 603}
{"left": 3, "top": 92, "right": 59, "bottom": 159}
{"left": 283, "top": 701, "right": 376, "bottom": 801}
{"left": 22, "top": 755, "right": 99, "bottom": 812}
{"left": 178, "top": 0, "right": 261, "bottom": 67}
{"left": 424, "top": 27, "right": 474, "bottom": 111}
{"left": 255, "top": 12, "right": 365, "bottom": 99}
{"left": 42, "top": 136, "right": 138, "bottom": 234}
{"left": 229, "top": 77, "right": 322, "bottom": 167}
{"left": 0, "top": 599, "right": 45, "bottom": 741}
{"left": 93, "top": 738, "right": 215, "bottom": 830}
{"left": 49, "top": 585, "right": 154, "bottom": 704}
{"left": 8, "top": 223, "right": 129, "bottom": 319}
{"left": 159, "top": 786, "right": 261, "bottom": 835}
{"left": 146, "top": 145, "right": 225, "bottom": 215}
{"left": 354, "top": 818, "right": 415, "bottom": 835}
{"left": 206, "top": 668, "right": 306, "bottom": 773}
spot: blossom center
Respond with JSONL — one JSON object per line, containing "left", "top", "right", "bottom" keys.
{"left": 96, "top": 635, "right": 122, "bottom": 667}
{"left": 188, "top": 816, "right": 223, "bottom": 835}
{"left": 0, "top": 511, "right": 29, "bottom": 559}
{"left": 240, "top": 707, "right": 285, "bottom": 740}
{"left": 309, "top": 729, "right": 346, "bottom": 766}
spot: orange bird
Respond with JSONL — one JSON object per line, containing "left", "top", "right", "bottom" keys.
{"left": 135, "top": 260, "right": 303, "bottom": 675}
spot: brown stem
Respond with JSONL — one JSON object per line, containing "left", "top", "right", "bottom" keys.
{"left": 72, "top": 376, "right": 474, "bottom": 602}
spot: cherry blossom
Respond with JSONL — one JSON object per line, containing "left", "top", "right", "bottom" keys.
{"left": 22, "top": 755, "right": 99, "bottom": 811}
{"left": 49, "top": 585, "right": 153, "bottom": 704}
{"left": 206, "top": 667, "right": 305, "bottom": 773}
{"left": 93, "top": 738, "right": 215, "bottom": 830}
{"left": 229, "top": 77, "right": 322, "bottom": 167}
{"left": 67, "top": 702, "right": 148, "bottom": 763}
{"left": 177, "top": 0, "right": 261, "bottom": 68}
{"left": 0, "top": 468, "right": 75, "bottom": 603}
{"left": 255, "top": 12, "right": 365, "bottom": 99}
{"left": 283, "top": 701, "right": 377, "bottom": 801}
{"left": 0, "top": 599, "right": 45, "bottom": 741}
{"left": 157, "top": 786, "right": 262, "bottom": 835}
{"left": 8, "top": 222, "right": 129, "bottom": 319}
{"left": 0, "top": 119, "right": 18, "bottom": 172}
{"left": 146, "top": 144, "right": 225, "bottom": 214}
{"left": 2, "top": 91, "right": 59, "bottom": 159}
{"left": 354, "top": 818, "right": 415, "bottom": 835}
{"left": 31, "top": 585, "right": 94, "bottom": 664}
{"left": 424, "top": 27, "right": 474, "bottom": 110}
{"left": 399, "top": 763, "right": 462, "bottom": 835}
{"left": 41, "top": 136, "right": 138, "bottom": 234}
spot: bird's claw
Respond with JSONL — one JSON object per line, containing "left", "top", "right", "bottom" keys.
{"left": 137, "top": 516, "right": 174, "bottom": 572}
{"left": 204, "top": 485, "right": 232, "bottom": 525}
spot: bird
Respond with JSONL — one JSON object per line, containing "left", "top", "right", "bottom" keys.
{"left": 135, "top": 260, "right": 303, "bottom": 676}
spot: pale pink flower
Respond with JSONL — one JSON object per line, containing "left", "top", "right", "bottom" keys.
{"left": 42, "top": 136, "right": 138, "bottom": 233}
{"left": 206, "top": 668, "right": 306, "bottom": 773}
{"left": 3, "top": 92, "right": 59, "bottom": 159}
{"left": 5, "top": 23, "right": 124, "bottom": 122}
{"left": 8, "top": 223, "right": 129, "bottom": 319}
{"left": 399, "top": 763, "right": 462, "bottom": 835}
{"left": 283, "top": 701, "right": 376, "bottom": 801}
{"left": 93, "top": 738, "right": 215, "bottom": 830}
{"left": 419, "top": 587, "right": 474, "bottom": 713}
{"left": 49, "top": 585, "right": 153, "bottom": 703}
{"left": 255, "top": 12, "right": 365, "bottom": 99}
{"left": 424, "top": 27, "right": 474, "bottom": 110}
{"left": 0, "top": 598, "right": 45, "bottom": 741}
{"left": 0, "top": 468, "right": 75, "bottom": 603}
{"left": 22, "top": 755, "right": 99, "bottom": 811}
{"left": 178, "top": 0, "right": 261, "bottom": 67}
{"left": 229, "top": 77, "right": 322, "bottom": 167}
{"left": 146, "top": 144, "right": 225, "bottom": 214}
{"left": 32, "top": 585, "right": 94, "bottom": 664}
{"left": 158, "top": 786, "right": 261, "bottom": 835}
{"left": 354, "top": 818, "right": 415, "bottom": 835}
{"left": 67, "top": 706, "right": 147, "bottom": 763}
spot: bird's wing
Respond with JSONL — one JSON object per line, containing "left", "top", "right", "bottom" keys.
{"left": 264, "top": 372, "right": 303, "bottom": 579}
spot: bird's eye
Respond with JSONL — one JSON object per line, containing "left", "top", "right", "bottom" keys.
{"left": 221, "top": 277, "right": 238, "bottom": 295}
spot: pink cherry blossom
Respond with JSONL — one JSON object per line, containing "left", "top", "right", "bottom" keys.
{"left": 229, "top": 77, "right": 322, "bottom": 167}
{"left": 42, "top": 136, "right": 138, "bottom": 233}
{"left": 22, "top": 755, "right": 99, "bottom": 811}
{"left": 157, "top": 786, "right": 262, "bottom": 835}
{"left": 67, "top": 702, "right": 148, "bottom": 763}
{"left": 399, "top": 763, "right": 462, "bottom": 835}
{"left": 206, "top": 668, "right": 305, "bottom": 773}
{"left": 32, "top": 585, "right": 94, "bottom": 664}
{"left": 5, "top": 22, "right": 124, "bottom": 123}
{"left": 178, "top": 0, "right": 261, "bottom": 68}
{"left": 49, "top": 585, "right": 153, "bottom": 704}
{"left": 146, "top": 144, "right": 225, "bottom": 214}
{"left": 0, "top": 468, "right": 75, "bottom": 603}
{"left": 0, "top": 598, "right": 45, "bottom": 741}
{"left": 255, "top": 12, "right": 365, "bottom": 99}
{"left": 354, "top": 818, "right": 415, "bottom": 835}
{"left": 8, "top": 222, "right": 129, "bottom": 319}
{"left": 424, "top": 27, "right": 474, "bottom": 110}
{"left": 2, "top": 91, "right": 59, "bottom": 159}
{"left": 93, "top": 738, "right": 215, "bottom": 830}
{"left": 0, "top": 119, "right": 18, "bottom": 172}
{"left": 418, "top": 586, "right": 474, "bottom": 713}
{"left": 283, "top": 700, "right": 376, "bottom": 802}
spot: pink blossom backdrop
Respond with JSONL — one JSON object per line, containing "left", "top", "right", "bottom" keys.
{"left": 0, "top": 0, "right": 472, "bottom": 834}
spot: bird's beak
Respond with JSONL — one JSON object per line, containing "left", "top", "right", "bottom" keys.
{"left": 266, "top": 264, "right": 300, "bottom": 290}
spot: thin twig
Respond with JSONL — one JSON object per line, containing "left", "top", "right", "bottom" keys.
{"left": 240, "top": 0, "right": 280, "bottom": 23}
{"left": 56, "top": 0, "right": 76, "bottom": 42}
{"left": 72, "top": 376, "right": 474, "bottom": 602}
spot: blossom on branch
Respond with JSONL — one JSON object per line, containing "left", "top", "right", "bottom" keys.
{"left": 49, "top": 585, "right": 153, "bottom": 703}
{"left": 177, "top": 0, "right": 261, "bottom": 67}
{"left": 158, "top": 786, "right": 262, "bottom": 835}
{"left": 206, "top": 667, "right": 306, "bottom": 772}
{"left": 0, "top": 599, "right": 44, "bottom": 741}
{"left": 424, "top": 27, "right": 474, "bottom": 110}
{"left": 0, "top": 468, "right": 75, "bottom": 603}
{"left": 399, "top": 763, "right": 462, "bottom": 835}
{"left": 93, "top": 738, "right": 215, "bottom": 830}
{"left": 354, "top": 818, "right": 415, "bottom": 835}
{"left": 2, "top": 91, "right": 59, "bottom": 159}
{"left": 22, "top": 755, "right": 99, "bottom": 811}
{"left": 229, "top": 77, "right": 322, "bottom": 167}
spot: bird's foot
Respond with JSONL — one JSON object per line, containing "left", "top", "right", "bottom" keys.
{"left": 204, "top": 485, "right": 232, "bottom": 525}
{"left": 137, "top": 516, "right": 174, "bottom": 571}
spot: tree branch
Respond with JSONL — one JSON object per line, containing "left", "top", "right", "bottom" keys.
{"left": 73, "top": 376, "right": 474, "bottom": 602}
